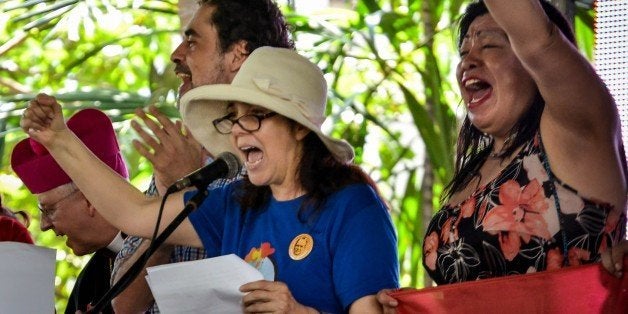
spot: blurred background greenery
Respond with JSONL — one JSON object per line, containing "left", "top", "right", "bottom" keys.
{"left": 0, "top": 0, "right": 595, "bottom": 312}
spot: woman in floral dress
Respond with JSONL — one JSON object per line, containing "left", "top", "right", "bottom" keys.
{"left": 379, "top": 0, "right": 626, "bottom": 307}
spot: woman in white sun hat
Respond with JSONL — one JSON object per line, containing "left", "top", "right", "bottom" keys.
{"left": 21, "top": 47, "right": 399, "bottom": 313}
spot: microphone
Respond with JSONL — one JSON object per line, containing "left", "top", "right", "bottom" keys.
{"left": 166, "top": 152, "right": 240, "bottom": 193}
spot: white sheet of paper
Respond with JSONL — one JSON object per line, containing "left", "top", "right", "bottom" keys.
{"left": 0, "top": 242, "right": 56, "bottom": 313}
{"left": 146, "top": 253, "right": 264, "bottom": 314}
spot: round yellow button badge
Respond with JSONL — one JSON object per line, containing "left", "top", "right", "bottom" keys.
{"left": 288, "top": 233, "right": 313, "bottom": 260}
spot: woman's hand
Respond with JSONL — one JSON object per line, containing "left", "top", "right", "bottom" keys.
{"left": 20, "top": 93, "right": 66, "bottom": 146}
{"left": 240, "top": 280, "right": 317, "bottom": 314}
{"left": 601, "top": 240, "right": 628, "bottom": 278}
{"left": 376, "top": 288, "right": 399, "bottom": 314}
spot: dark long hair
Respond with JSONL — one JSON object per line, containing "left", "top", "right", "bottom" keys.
{"left": 444, "top": 0, "right": 577, "bottom": 199}
{"left": 200, "top": 0, "right": 294, "bottom": 53}
{"left": 238, "top": 128, "right": 381, "bottom": 222}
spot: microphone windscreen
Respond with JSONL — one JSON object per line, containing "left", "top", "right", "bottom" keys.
{"left": 218, "top": 152, "right": 241, "bottom": 179}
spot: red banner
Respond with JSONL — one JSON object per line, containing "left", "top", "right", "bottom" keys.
{"left": 391, "top": 259, "right": 628, "bottom": 314}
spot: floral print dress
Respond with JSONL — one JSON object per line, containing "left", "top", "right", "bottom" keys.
{"left": 423, "top": 133, "right": 626, "bottom": 284}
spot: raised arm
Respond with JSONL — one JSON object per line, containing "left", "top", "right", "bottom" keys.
{"left": 131, "top": 105, "right": 207, "bottom": 194}
{"left": 21, "top": 94, "right": 202, "bottom": 247}
{"left": 113, "top": 106, "right": 207, "bottom": 312}
{"left": 484, "top": 0, "right": 626, "bottom": 210}
{"left": 483, "top": 0, "right": 617, "bottom": 134}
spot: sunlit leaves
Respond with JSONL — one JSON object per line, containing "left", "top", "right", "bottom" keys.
{"left": 0, "top": 1, "right": 182, "bottom": 311}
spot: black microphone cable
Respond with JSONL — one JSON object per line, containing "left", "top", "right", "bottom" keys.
{"left": 88, "top": 188, "right": 210, "bottom": 313}
{"left": 88, "top": 152, "right": 240, "bottom": 313}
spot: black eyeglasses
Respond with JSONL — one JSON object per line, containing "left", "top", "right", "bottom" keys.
{"left": 212, "top": 112, "right": 277, "bottom": 134}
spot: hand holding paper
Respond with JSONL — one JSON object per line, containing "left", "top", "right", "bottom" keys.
{"left": 146, "top": 254, "right": 264, "bottom": 313}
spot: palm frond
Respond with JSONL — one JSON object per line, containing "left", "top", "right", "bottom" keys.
{"left": 10, "top": 0, "right": 78, "bottom": 24}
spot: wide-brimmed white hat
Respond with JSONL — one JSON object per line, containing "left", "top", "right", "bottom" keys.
{"left": 179, "top": 47, "right": 354, "bottom": 163}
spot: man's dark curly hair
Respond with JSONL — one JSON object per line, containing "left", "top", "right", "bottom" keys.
{"left": 199, "top": 0, "right": 294, "bottom": 53}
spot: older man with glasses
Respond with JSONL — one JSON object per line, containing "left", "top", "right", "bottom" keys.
{"left": 11, "top": 108, "right": 128, "bottom": 314}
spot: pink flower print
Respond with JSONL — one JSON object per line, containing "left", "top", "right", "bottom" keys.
{"left": 424, "top": 232, "right": 439, "bottom": 271}
{"left": 498, "top": 231, "right": 521, "bottom": 261}
{"left": 603, "top": 210, "right": 620, "bottom": 234}
{"left": 522, "top": 154, "right": 549, "bottom": 182}
{"left": 441, "top": 199, "right": 474, "bottom": 245}
{"left": 482, "top": 179, "right": 551, "bottom": 258}
{"left": 568, "top": 247, "right": 590, "bottom": 266}
{"left": 598, "top": 237, "right": 608, "bottom": 255}
{"left": 440, "top": 217, "right": 459, "bottom": 244}
{"left": 460, "top": 198, "right": 476, "bottom": 219}
{"left": 546, "top": 248, "right": 564, "bottom": 271}
{"left": 475, "top": 198, "right": 489, "bottom": 226}
{"left": 555, "top": 183, "right": 584, "bottom": 215}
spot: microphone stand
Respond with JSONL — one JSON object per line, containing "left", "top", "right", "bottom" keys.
{"left": 88, "top": 187, "right": 210, "bottom": 313}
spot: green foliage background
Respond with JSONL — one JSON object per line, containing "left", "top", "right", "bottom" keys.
{"left": 0, "top": 0, "right": 594, "bottom": 312}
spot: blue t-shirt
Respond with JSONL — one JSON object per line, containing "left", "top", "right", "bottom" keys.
{"left": 187, "top": 181, "right": 399, "bottom": 313}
